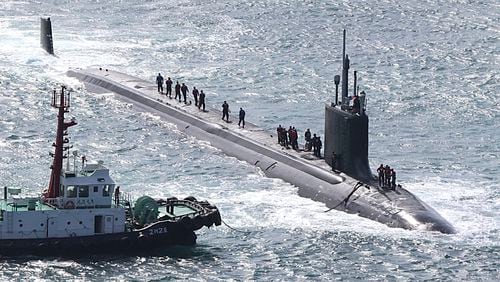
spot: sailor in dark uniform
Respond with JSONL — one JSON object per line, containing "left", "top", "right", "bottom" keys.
{"left": 277, "top": 125, "right": 283, "bottom": 144}
{"left": 165, "top": 77, "right": 173, "bottom": 98}
{"left": 304, "top": 129, "right": 311, "bottom": 151}
{"left": 377, "top": 164, "right": 384, "bottom": 186}
{"left": 316, "top": 136, "right": 322, "bottom": 158}
{"left": 175, "top": 81, "right": 181, "bottom": 101}
{"left": 291, "top": 127, "right": 298, "bottom": 150}
{"left": 222, "top": 101, "right": 230, "bottom": 122}
{"left": 311, "top": 134, "right": 317, "bottom": 155}
{"left": 156, "top": 73, "right": 164, "bottom": 94}
{"left": 352, "top": 95, "right": 360, "bottom": 114}
{"left": 181, "top": 83, "right": 189, "bottom": 103}
{"left": 238, "top": 108, "right": 245, "bottom": 128}
{"left": 198, "top": 90, "right": 206, "bottom": 111}
{"left": 384, "top": 165, "right": 391, "bottom": 186}
{"left": 192, "top": 87, "right": 199, "bottom": 106}
{"left": 288, "top": 126, "right": 293, "bottom": 148}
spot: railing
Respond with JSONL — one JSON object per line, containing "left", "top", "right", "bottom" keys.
{"left": 115, "top": 191, "right": 132, "bottom": 208}
{"left": 340, "top": 95, "right": 366, "bottom": 114}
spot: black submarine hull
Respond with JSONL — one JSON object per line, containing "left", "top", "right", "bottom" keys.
{"left": 40, "top": 17, "right": 54, "bottom": 55}
{"left": 67, "top": 69, "right": 455, "bottom": 234}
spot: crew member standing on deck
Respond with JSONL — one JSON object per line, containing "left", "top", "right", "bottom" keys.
{"left": 238, "top": 107, "right": 246, "bottom": 128}
{"left": 311, "top": 134, "right": 317, "bottom": 155}
{"left": 222, "top": 101, "right": 230, "bottom": 122}
{"left": 181, "top": 83, "right": 189, "bottom": 104}
{"left": 352, "top": 95, "right": 360, "bottom": 114}
{"left": 304, "top": 129, "right": 311, "bottom": 151}
{"left": 198, "top": 90, "right": 206, "bottom": 111}
{"left": 384, "top": 165, "right": 391, "bottom": 187}
{"left": 156, "top": 73, "right": 164, "bottom": 94}
{"left": 175, "top": 81, "right": 181, "bottom": 102}
{"left": 165, "top": 77, "right": 173, "bottom": 98}
{"left": 293, "top": 127, "right": 298, "bottom": 149}
{"left": 377, "top": 164, "right": 384, "bottom": 186}
{"left": 290, "top": 127, "right": 298, "bottom": 150}
{"left": 283, "top": 128, "right": 289, "bottom": 147}
{"left": 391, "top": 169, "right": 396, "bottom": 189}
{"left": 316, "top": 136, "right": 322, "bottom": 158}
{"left": 277, "top": 125, "right": 283, "bottom": 144}
{"left": 192, "top": 87, "right": 199, "bottom": 106}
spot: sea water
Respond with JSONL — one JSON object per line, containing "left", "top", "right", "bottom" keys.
{"left": 0, "top": 0, "right": 498, "bottom": 280}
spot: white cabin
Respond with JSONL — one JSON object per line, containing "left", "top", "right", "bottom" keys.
{"left": 0, "top": 162, "right": 127, "bottom": 240}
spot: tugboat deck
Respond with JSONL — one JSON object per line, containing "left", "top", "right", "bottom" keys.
{"left": 158, "top": 205, "right": 197, "bottom": 218}
{"left": 0, "top": 199, "right": 56, "bottom": 212}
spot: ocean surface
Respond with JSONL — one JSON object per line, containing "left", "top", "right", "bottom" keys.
{"left": 0, "top": 0, "right": 498, "bottom": 280}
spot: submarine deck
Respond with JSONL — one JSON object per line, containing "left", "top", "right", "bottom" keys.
{"left": 76, "top": 68, "right": 337, "bottom": 174}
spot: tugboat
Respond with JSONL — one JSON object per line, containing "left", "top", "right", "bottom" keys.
{"left": 0, "top": 86, "right": 221, "bottom": 256}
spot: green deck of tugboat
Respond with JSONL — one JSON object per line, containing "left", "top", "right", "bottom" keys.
{"left": 158, "top": 205, "right": 197, "bottom": 218}
{"left": 0, "top": 199, "right": 57, "bottom": 212}
{"left": 0, "top": 199, "right": 197, "bottom": 215}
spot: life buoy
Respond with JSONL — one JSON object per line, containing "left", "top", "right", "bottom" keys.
{"left": 64, "top": 200, "right": 75, "bottom": 209}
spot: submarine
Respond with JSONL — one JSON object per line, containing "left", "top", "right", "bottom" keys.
{"left": 40, "top": 20, "right": 456, "bottom": 233}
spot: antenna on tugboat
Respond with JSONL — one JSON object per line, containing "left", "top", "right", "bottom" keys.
{"left": 46, "top": 85, "right": 77, "bottom": 201}
{"left": 66, "top": 146, "right": 71, "bottom": 171}
{"left": 81, "top": 155, "right": 86, "bottom": 169}
{"left": 73, "top": 150, "right": 79, "bottom": 174}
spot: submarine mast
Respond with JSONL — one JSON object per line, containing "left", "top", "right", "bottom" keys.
{"left": 324, "top": 30, "right": 372, "bottom": 181}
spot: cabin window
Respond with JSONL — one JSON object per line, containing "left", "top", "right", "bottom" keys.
{"left": 78, "top": 186, "right": 89, "bottom": 198}
{"left": 66, "top": 185, "right": 77, "bottom": 198}
{"left": 93, "top": 186, "right": 98, "bottom": 193}
{"left": 103, "top": 185, "right": 111, "bottom": 197}
{"left": 59, "top": 185, "right": 64, "bottom": 197}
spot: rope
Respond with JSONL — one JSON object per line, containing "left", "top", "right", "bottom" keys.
{"left": 221, "top": 219, "right": 251, "bottom": 234}
{"left": 324, "top": 182, "right": 365, "bottom": 213}
{"left": 323, "top": 199, "right": 348, "bottom": 213}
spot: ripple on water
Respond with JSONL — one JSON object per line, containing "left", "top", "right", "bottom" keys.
{"left": 0, "top": 0, "right": 498, "bottom": 280}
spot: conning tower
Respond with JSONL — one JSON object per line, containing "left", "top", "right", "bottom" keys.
{"left": 324, "top": 30, "right": 372, "bottom": 181}
{"left": 40, "top": 17, "right": 54, "bottom": 55}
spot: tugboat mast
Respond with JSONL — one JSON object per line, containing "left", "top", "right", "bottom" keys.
{"left": 46, "top": 86, "right": 77, "bottom": 199}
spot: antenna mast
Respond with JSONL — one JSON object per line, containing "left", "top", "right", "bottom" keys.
{"left": 46, "top": 86, "right": 77, "bottom": 199}
{"left": 341, "top": 29, "right": 350, "bottom": 100}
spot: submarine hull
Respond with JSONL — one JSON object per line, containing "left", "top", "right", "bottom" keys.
{"left": 67, "top": 68, "right": 455, "bottom": 234}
